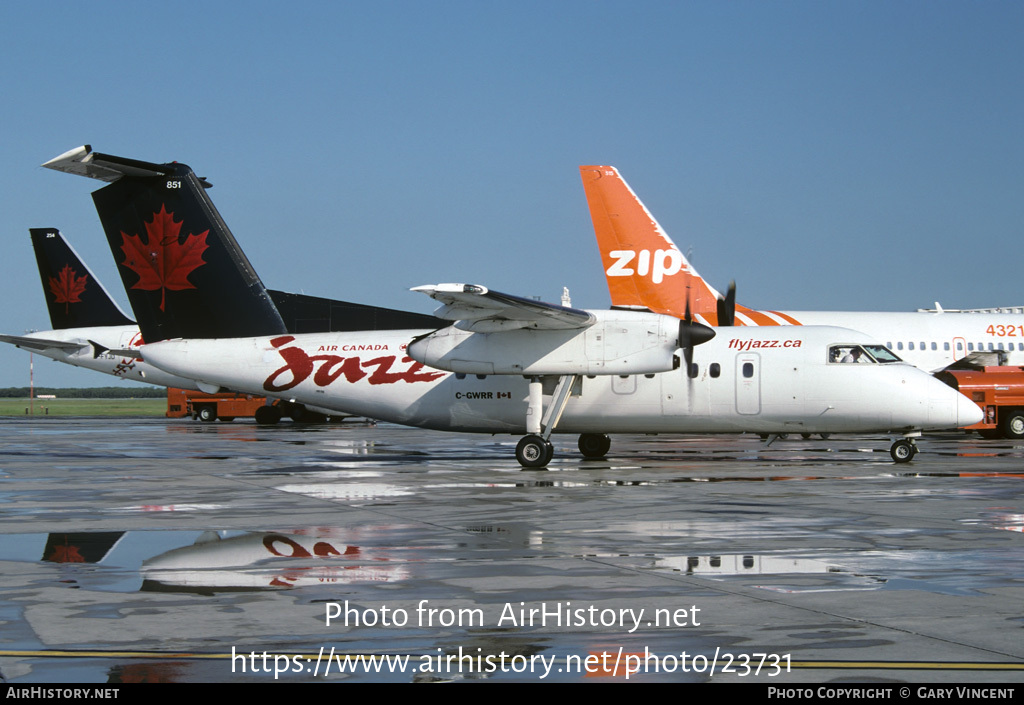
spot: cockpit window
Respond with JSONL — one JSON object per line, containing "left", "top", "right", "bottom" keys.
{"left": 830, "top": 345, "right": 869, "bottom": 363}
{"left": 829, "top": 344, "right": 903, "bottom": 364}
{"left": 862, "top": 344, "right": 902, "bottom": 363}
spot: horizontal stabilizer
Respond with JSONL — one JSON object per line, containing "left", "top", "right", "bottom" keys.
{"left": 43, "top": 145, "right": 173, "bottom": 182}
{"left": 0, "top": 334, "right": 89, "bottom": 354}
{"left": 88, "top": 341, "right": 142, "bottom": 360}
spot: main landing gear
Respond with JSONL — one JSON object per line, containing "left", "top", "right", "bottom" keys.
{"left": 515, "top": 375, "right": 611, "bottom": 468}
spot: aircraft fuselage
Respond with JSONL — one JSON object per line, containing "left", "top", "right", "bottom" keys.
{"left": 139, "top": 325, "right": 981, "bottom": 435}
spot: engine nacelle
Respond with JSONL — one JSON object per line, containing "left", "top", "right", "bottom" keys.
{"left": 408, "top": 310, "right": 682, "bottom": 376}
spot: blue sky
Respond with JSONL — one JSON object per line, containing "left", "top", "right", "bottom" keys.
{"left": 1, "top": 1, "right": 1022, "bottom": 388}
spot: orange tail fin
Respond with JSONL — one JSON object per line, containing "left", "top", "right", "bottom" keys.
{"left": 580, "top": 166, "right": 721, "bottom": 321}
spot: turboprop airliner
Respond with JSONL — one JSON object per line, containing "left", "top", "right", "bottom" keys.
{"left": 0, "top": 228, "right": 201, "bottom": 390}
{"left": 1, "top": 227, "right": 441, "bottom": 419}
{"left": 581, "top": 166, "right": 1024, "bottom": 374}
{"left": 42, "top": 146, "right": 982, "bottom": 465}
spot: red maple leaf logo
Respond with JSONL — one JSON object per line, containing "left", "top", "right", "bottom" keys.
{"left": 48, "top": 544, "right": 85, "bottom": 563}
{"left": 120, "top": 205, "right": 209, "bottom": 311}
{"left": 48, "top": 264, "right": 88, "bottom": 314}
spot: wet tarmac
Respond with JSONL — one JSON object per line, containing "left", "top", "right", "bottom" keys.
{"left": 0, "top": 417, "right": 1022, "bottom": 683}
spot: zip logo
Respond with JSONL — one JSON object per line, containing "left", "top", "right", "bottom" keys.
{"left": 606, "top": 248, "right": 688, "bottom": 284}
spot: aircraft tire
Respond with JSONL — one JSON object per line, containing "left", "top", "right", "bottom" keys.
{"left": 197, "top": 406, "right": 216, "bottom": 423}
{"left": 218, "top": 416, "right": 235, "bottom": 423}
{"left": 578, "top": 433, "right": 611, "bottom": 459}
{"left": 890, "top": 439, "right": 916, "bottom": 463}
{"left": 999, "top": 411, "right": 1024, "bottom": 439}
{"left": 516, "top": 435, "right": 551, "bottom": 468}
{"left": 254, "top": 405, "right": 282, "bottom": 425}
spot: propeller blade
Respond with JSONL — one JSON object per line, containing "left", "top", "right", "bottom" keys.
{"left": 716, "top": 281, "right": 736, "bottom": 327}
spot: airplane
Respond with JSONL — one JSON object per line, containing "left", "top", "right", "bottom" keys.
{"left": 42, "top": 146, "right": 982, "bottom": 465}
{"left": 0, "top": 228, "right": 203, "bottom": 390}
{"left": 2, "top": 224, "right": 442, "bottom": 420}
{"left": 580, "top": 165, "right": 1024, "bottom": 375}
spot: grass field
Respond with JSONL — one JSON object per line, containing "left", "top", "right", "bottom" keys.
{"left": 0, "top": 398, "right": 167, "bottom": 417}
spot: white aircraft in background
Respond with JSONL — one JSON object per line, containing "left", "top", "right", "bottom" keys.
{"left": 3, "top": 224, "right": 442, "bottom": 421}
{"left": 0, "top": 228, "right": 201, "bottom": 390}
{"left": 43, "top": 146, "right": 981, "bottom": 465}
{"left": 580, "top": 166, "right": 1024, "bottom": 374}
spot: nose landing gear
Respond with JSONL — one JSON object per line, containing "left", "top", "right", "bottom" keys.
{"left": 890, "top": 438, "right": 918, "bottom": 463}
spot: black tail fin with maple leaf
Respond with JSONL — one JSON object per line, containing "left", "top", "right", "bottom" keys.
{"left": 30, "top": 228, "right": 135, "bottom": 330}
{"left": 43, "top": 147, "right": 288, "bottom": 343}
{"left": 43, "top": 146, "right": 444, "bottom": 341}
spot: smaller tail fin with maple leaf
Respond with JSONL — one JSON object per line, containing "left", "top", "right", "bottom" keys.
{"left": 29, "top": 227, "right": 134, "bottom": 330}
{"left": 43, "top": 146, "right": 288, "bottom": 343}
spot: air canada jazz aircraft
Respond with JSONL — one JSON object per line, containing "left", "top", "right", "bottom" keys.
{"left": 581, "top": 166, "right": 1024, "bottom": 374}
{"left": 43, "top": 146, "right": 981, "bottom": 465}
{"left": 1, "top": 228, "right": 440, "bottom": 421}
{"left": 0, "top": 228, "right": 202, "bottom": 390}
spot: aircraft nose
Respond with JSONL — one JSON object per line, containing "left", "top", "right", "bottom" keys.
{"left": 957, "top": 392, "right": 984, "bottom": 427}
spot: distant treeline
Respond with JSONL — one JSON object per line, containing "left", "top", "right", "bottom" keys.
{"left": 0, "top": 387, "right": 166, "bottom": 399}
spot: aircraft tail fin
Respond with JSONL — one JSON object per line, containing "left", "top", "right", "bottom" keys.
{"left": 43, "top": 146, "right": 287, "bottom": 343}
{"left": 29, "top": 228, "right": 135, "bottom": 330}
{"left": 580, "top": 166, "right": 722, "bottom": 321}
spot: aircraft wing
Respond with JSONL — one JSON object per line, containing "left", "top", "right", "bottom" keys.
{"left": 411, "top": 284, "right": 595, "bottom": 333}
{"left": 0, "top": 334, "right": 90, "bottom": 354}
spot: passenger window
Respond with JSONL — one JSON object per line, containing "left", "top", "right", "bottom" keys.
{"left": 956, "top": 342, "right": 963, "bottom": 351}
{"left": 944, "top": 342, "right": 950, "bottom": 351}
{"left": 742, "top": 362, "right": 754, "bottom": 378}
{"left": 897, "top": 342, "right": 904, "bottom": 350}
{"left": 931, "top": 342, "right": 937, "bottom": 350}
{"left": 908, "top": 342, "right": 915, "bottom": 350}
{"left": 710, "top": 363, "right": 720, "bottom": 378}
{"left": 968, "top": 343, "right": 974, "bottom": 351}
{"left": 920, "top": 341, "right": 925, "bottom": 350}
{"left": 688, "top": 363, "right": 699, "bottom": 378}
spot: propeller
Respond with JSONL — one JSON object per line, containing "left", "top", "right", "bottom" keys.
{"left": 678, "top": 296, "right": 715, "bottom": 374}
{"left": 716, "top": 280, "right": 736, "bottom": 327}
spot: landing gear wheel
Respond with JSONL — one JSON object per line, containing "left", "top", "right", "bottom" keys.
{"left": 578, "top": 433, "right": 611, "bottom": 459}
{"left": 290, "top": 405, "right": 328, "bottom": 424}
{"left": 516, "top": 435, "right": 552, "bottom": 468}
{"left": 800, "top": 433, "right": 812, "bottom": 439}
{"left": 254, "top": 405, "right": 282, "bottom": 425}
{"left": 819, "top": 433, "right": 831, "bottom": 440}
{"left": 218, "top": 416, "right": 235, "bottom": 423}
{"left": 999, "top": 411, "right": 1024, "bottom": 439}
{"left": 890, "top": 439, "right": 917, "bottom": 463}
{"left": 197, "top": 406, "right": 216, "bottom": 423}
